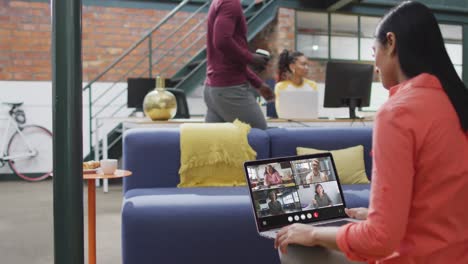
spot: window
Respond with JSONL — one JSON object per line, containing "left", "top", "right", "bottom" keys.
{"left": 247, "top": 167, "right": 257, "bottom": 180}
{"left": 297, "top": 12, "right": 328, "bottom": 58}
{"left": 295, "top": 11, "right": 464, "bottom": 113}
{"left": 297, "top": 12, "right": 378, "bottom": 61}
{"left": 360, "top": 16, "right": 380, "bottom": 61}
{"left": 331, "top": 14, "right": 358, "bottom": 60}
{"left": 440, "top": 24, "right": 463, "bottom": 78}
{"left": 282, "top": 193, "right": 294, "bottom": 204}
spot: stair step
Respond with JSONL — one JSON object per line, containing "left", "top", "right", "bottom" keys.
{"left": 167, "top": 77, "right": 183, "bottom": 87}
{"left": 187, "top": 60, "right": 204, "bottom": 70}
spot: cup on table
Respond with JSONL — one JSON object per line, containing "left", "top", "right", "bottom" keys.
{"left": 100, "top": 159, "right": 118, "bottom": 175}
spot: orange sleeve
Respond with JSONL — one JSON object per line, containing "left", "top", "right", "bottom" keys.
{"left": 337, "top": 106, "right": 416, "bottom": 261}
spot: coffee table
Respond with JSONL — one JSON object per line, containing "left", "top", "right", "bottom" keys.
{"left": 83, "top": 169, "right": 132, "bottom": 264}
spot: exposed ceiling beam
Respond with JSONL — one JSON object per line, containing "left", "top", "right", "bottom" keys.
{"left": 327, "top": 0, "right": 358, "bottom": 12}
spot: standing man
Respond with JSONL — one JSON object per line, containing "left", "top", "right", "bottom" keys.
{"left": 204, "top": 0, "right": 274, "bottom": 130}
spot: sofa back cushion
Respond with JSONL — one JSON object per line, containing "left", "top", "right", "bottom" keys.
{"left": 266, "top": 127, "right": 373, "bottom": 179}
{"left": 123, "top": 128, "right": 270, "bottom": 192}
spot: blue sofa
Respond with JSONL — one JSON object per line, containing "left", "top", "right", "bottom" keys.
{"left": 122, "top": 127, "right": 373, "bottom": 264}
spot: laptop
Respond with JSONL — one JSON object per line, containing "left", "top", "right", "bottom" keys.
{"left": 243, "top": 152, "right": 359, "bottom": 239}
{"left": 276, "top": 90, "right": 319, "bottom": 120}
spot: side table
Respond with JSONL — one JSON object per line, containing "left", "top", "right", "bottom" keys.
{"left": 83, "top": 169, "right": 132, "bottom": 264}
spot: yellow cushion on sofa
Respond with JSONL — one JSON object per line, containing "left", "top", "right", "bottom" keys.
{"left": 296, "top": 145, "right": 370, "bottom": 184}
{"left": 178, "top": 120, "right": 256, "bottom": 187}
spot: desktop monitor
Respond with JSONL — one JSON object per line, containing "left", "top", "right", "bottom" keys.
{"left": 324, "top": 62, "right": 374, "bottom": 119}
{"left": 127, "top": 77, "right": 156, "bottom": 111}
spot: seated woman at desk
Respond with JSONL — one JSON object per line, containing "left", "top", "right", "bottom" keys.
{"left": 264, "top": 165, "right": 283, "bottom": 187}
{"left": 305, "top": 159, "right": 329, "bottom": 184}
{"left": 274, "top": 49, "right": 318, "bottom": 114}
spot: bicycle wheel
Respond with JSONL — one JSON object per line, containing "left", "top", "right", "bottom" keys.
{"left": 7, "top": 125, "right": 53, "bottom": 181}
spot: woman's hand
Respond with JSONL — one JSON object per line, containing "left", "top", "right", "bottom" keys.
{"left": 274, "top": 223, "right": 316, "bottom": 254}
{"left": 258, "top": 83, "right": 275, "bottom": 102}
{"left": 312, "top": 199, "right": 317, "bottom": 205}
{"left": 275, "top": 224, "right": 342, "bottom": 254}
{"left": 345, "top": 207, "right": 369, "bottom": 220}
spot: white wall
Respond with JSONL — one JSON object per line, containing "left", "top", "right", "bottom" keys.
{"left": 0, "top": 81, "right": 53, "bottom": 174}
{"left": 0, "top": 81, "right": 133, "bottom": 173}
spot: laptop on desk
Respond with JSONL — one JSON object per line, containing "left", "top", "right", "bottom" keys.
{"left": 276, "top": 90, "right": 319, "bottom": 120}
{"left": 243, "top": 152, "right": 359, "bottom": 239}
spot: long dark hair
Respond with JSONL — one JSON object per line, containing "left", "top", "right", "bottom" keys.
{"left": 376, "top": 1, "right": 468, "bottom": 131}
{"left": 315, "top": 183, "right": 324, "bottom": 196}
{"left": 277, "top": 49, "right": 304, "bottom": 82}
{"left": 265, "top": 164, "right": 278, "bottom": 175}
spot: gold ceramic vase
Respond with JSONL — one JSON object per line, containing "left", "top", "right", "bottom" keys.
{"left": 143, "top": 77, "right": 177, "bottom": 121}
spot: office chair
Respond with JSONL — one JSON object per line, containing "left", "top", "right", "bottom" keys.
{"left": 166, "top": 88, "right": 190, "bottom": 118}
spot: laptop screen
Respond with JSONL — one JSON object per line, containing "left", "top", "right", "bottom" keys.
{"left": 276, "top": 90, "right": 319, "bottom": 120}
{"left": 244, "top": 153, "right": 347, "bottom": 231}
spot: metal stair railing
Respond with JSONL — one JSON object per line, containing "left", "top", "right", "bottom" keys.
{"left": 82, "top": 0, "right": 201, "bottom": 157}
{"left": 83, "top": 0, "right": 273, "bottom": 159}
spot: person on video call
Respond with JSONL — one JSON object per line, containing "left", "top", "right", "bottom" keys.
{"left": 311, "top": 183, "right": 332, "bottom": 209}
{"left": 274, "top": 49, "right": 318, "bottom": 113}
{"left": 203, "top": 0, "right": 275, "bottom": 130}
{"left": 274, "top": 2, "right": 468, "bottom": 264}
{"left": 264, "top": 165, "right": 283, "bottom": 187}
{"left": 305, "top": 159, "right": 329, "bottom": 184}
{"left": 268, "top": 191, "right": 284, "bottom": 216}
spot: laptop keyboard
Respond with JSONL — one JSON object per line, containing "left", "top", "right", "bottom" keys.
{"left": 262, "top": 220, "right": 351, "bottom": 238}
{"left": 314, "top": 220, "right": 351, "bottom": 227}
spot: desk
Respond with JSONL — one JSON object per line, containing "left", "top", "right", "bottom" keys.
{"left": 83, "top": 170, "right": 132, "bottom": 264}
{"left": 121, "top": 117, "right": 374, "bottom": 130}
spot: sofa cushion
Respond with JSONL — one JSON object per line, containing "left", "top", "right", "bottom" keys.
{"left": 122, "top": 187, "right": 279, "bottom": 264}
{"left": 297, "top": 145, "right": 370, "bottom": 184}
{"left": 266, "top": 127, "right": 373, "bottom": 180}
{"left": 123, "top": 128, "right": 270, "bottom": 192}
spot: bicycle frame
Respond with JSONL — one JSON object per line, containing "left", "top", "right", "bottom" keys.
{"left": 0, "top": 114, "right": 36, "bottom": 162}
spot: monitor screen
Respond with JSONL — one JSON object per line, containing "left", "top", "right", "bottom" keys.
{"left": 324, "top": 62, "right": 374, "bottom": 119}
{"left": 127, "top": 78, "right": 156, "bottom": 110}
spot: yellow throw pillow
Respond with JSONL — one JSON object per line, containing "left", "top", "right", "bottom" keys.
{"left": 178, "top": 120, "right": 256, "bottom": 187}
{"left": 296, "top": 145, "right": 370, "bottom": 184}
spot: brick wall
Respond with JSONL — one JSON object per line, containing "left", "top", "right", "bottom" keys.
{"left": 1, "top": 1, "right": 330, "bottom": 83}
{"left": 0, "top": 0, "right": 205, "bottom": 82}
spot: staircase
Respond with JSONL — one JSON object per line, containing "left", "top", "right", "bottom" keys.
{"left": 83, "top": 0, "right": 279, "bottom": 161}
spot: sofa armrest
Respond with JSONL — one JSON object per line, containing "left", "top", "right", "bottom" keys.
{"left": 123, "top": 128, "right": 181, "bottom": 192}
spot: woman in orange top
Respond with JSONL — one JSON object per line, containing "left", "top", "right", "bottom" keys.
{"left": 275, "top": 1, "right": 468, "bottom": 263}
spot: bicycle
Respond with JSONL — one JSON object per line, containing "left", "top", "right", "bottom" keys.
{"left": 0, "top": 102, "right": 53, "bottom": 181}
